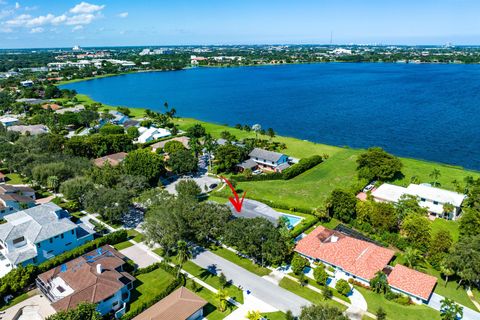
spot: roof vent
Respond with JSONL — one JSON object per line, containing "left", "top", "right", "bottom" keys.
{"left": 330, "top": 235, "right": 339, "bottom": 243}
{"left": 96, "top": 264, "right": 102, "bottom": 274}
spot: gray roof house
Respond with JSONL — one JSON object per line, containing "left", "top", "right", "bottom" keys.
{"left": 7, "top": 124, "right": 49, "bottom": 135}
{"left": 0, "top": 203, "right": 94, "bottom": 277}
{"left": 247, "top": 148, "right": 290, "bottom": 172}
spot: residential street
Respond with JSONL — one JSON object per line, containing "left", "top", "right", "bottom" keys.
{"left": 428, "top": 293, "right": 480, "bottom": 320}
{"left": 191, "top": 248, "right": 310, "bottom": 315}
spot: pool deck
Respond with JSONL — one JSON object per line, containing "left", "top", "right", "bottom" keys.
{"left": 227, "top": 199, "right": 302, "bottom": 226}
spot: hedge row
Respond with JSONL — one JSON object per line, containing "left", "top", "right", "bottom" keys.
{"left": 121, "top": 262, "right": 184, "bottom": 320}
{"left": 232, "top": 155, "right": 323, "bottom": 182}
{"left": 290, "top": 214, "right": 319, "bottom": 239}
{"left": 0, "top": 230, "right": 128, "bottom": 298}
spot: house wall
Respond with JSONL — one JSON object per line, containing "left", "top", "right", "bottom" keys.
{"left": 187, "top": 308, "right": 204, "bottom": 320}
{"left": 34, "top": 229, "right": 79, "bottom": 264}
{"left": 97, "top": 286, "right": 130, "bottom": 316}
{"left": 390, "top": 286, "right": 426, "bottom": 304}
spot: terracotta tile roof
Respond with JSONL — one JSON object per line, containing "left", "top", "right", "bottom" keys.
{"left": 38, "top": 245, "right": 133, "bottom": 312}
{"left": 132, "top": 287, "right": 207, "bottom": 320}
{"left": 387, "top": 264, "right": 437, "bottom": 301}
{"left": 0, "top": 172, "right": 5, "bottom": 178}
{"left": 42, "top": 103, "right": 62, "bottom": 111}
{"left": 93, "top": 152, "right": 128, "bottom": 167}
{"left": 295, "top": 226, "right": 395, "bottom": 281}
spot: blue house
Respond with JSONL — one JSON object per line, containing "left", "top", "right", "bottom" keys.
{"left": 0, "top": 203, "right": 94, "bottom": 277}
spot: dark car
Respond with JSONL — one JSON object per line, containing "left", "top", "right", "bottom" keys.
{"left": 209, "top": 183, "right": 218, "bottom": 189}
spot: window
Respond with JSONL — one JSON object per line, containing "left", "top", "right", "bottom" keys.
{"left": 433, "top": 201, "right": 439, "bottom": 205}
{"left": 60, "top": 234, "right": 64, "bottom": 239}
{"left": 54, "top": 235, "right": 59, "bottom": 239}
{"left": 57, "top": 286, "right": 65, "bottom": 293}
{"left": 12, "top": 236, "right": 25, "bottom": 245}
{"left": 49, "top": 238, "right": 53, "bottom": 243}
{"left": 37, "top": 242, "right": 41, "bottom": 248}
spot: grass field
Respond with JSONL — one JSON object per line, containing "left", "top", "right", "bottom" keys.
{"left": 261, "top": 312, "right": 288, "bottom": 320}
{"left": 278, "top": 277, "right": 347, "bottom": 311}
{"left": 74, "top": 94, "right": 147, "bottom": 118}
{"left": 3, "top": 173, "right": 25, "bottom": 185}
{"left": 185, "top": 279, "right": 236, "bottom": 320}
{"left": 355, "top": 286, "right": 441, "bottom": 320}
{"left": 208, "top": 246, "right": 271, "bottom": 276}
{"left": 128, "top": 267, "right": 175, "bottom": 312}
{"left": 113, "top": 230, "right": 145, "bottom": 251}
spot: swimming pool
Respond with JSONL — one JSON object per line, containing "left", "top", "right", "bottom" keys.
{"left": 282, "top": 214, "right": 303, "bottom": 229}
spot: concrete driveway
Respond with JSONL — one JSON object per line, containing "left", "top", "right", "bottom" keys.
{"left": 191, "top": 248, "right": 310, "bottom": 316}
{"left": 163, "top": 171, "right": 220, "bottom": 195}
{"left": 120, "top": 243, "right": 159, "bottom": 268}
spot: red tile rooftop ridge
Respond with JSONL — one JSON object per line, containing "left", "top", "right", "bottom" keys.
{"left": 387, "top": 264, "right": 437, "bottom": 301}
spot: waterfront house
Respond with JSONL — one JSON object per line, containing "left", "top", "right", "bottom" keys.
{"left": 37, "top": 245, "right": 135, "bottom": 319}
{"left": 132, "top": 287, "right": 207, "bottom": 320}
{"left": 295, "top": 226, "right": 437, "bottom": 304}
{"left": 20, "top": 80, "right": 34, "bottom": 87}
{"left": 7, "top": 124, "right": 49, "bottom": 135}
{"left": 137, "top": 127, "right": 171, "bottom": 144}
{"left": 246, "top": 148, "right": 290, "bottom": 172}
{"left": 109, "top": 110, "right": 130, "bottom": 125}
{"left": 0, "top": 184, "right": 36, "bottom": 217}
{"left": 93, "top": 152, "right": 128, "bottom": 167}
{"left": 0, "top": 203, "right": 94, "bottom": 277}
{"left": 372, "top": 183, "right": 465, "bottom": 220}
{"left": 0, "top": 116, "right": 20, "bottom": 127}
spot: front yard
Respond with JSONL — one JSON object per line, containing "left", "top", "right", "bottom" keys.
{"left": 185, "top": 279, "right": 236, "bottom": 320}
{"left": 208, "top": 246, "right": 271, "bottom": 277}
{"left": 128, "top": 267, "right": 175, "bottom": 312}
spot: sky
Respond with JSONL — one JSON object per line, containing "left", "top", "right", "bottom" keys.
{"left": 1, "top": 0, "right": 480, "bottom": 48}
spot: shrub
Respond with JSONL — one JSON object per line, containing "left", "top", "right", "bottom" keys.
{"left": 282, "top": 155, "right": 323, "bottom": 179}
{"left": 335, "top": 279, "right": 351, "bottom": 296}
{"left": 313, "top": 265, "right": 329, "bottom": 285}
{"left": 291, "top": 254, "right": 309, "bottom": 275}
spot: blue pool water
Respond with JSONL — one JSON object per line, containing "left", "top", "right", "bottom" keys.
{"left": 282, "top": 214, "right": 302, "bottom": 229}
{"left": 61, "top": 63, "right": 480, "bottom": 170}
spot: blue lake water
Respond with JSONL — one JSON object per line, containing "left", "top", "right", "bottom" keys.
{"left": 61, "top": 63, "right": 480, "bottom": 170}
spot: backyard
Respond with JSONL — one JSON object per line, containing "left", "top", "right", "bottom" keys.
{"left": 185, "top": 279, "right": 236, "bottom": 320}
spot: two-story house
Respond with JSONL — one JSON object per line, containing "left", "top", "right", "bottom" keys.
{"left": 0, "top": 185, "right": 36, "bottom": 218}
{"left": 245, "top": 148, "right": 290, "bottom": 172}
{"left": 36, "top": 245, "right": 135, "bottom": 319}
{"left": 0, "top": 203, "right": 94, "bottom": 277}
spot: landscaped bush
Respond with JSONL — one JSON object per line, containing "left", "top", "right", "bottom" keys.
{"left": 290, "top": 214, "right": 318, "bottom": 239}
{"left": 291, "top": 254, "right": 310, "bottom": 275}
{"left": 335, "top": 279, "right": 351, "bottom": 296}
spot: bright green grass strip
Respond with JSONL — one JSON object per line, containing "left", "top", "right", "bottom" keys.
{"left": 261, "top": 311, "right": 288, "bottom": 320}
{"left": 185, "top": 279, "right": 236, "bottom": 320}
{"left": 355, "top": 286, "right": 440, "bottom": 320}
{"left": 286, "top": 273, "right": 350, "bottom": 303}
{"left": 4, "top": 173, "right": 25, "bottom": 185}
{"left": 208, "top": 246, "right": 271, "bottom": 276}
{"left": 128, "top": 268, "right": 175, "bottom": 312}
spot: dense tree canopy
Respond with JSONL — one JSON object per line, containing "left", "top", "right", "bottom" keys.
{"left": 326, "top": 189, "right": 357, "bottom": 223}
{"left": 46, "top": 302, "right": 101, "bottom": 320}
{"left": 356, "top": 147, "right": 403, "bottom": 181}
{"left": 214, "top": 144, "right": 245, "bottom": 173}
{"left": 163, "top": 140, "right": 186, "bottom": 154}
{"left": 123, "top": 148, "right": 165, "bottom": 185}
{"left": 401, "top": 214, "right": 431, "bottom": 252}
{"left": 168, "top": 149, "right": 198, "bottom": 175}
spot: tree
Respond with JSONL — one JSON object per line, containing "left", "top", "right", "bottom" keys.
{"left": 267, "top": 127, "right": 275, "bottom": 140}
{"left": 401, "top": 214, "right": 431, "bottom": 252}
{"left": 299, "top": 304, "right": 348, "bottom": 320}
{"left": 245, "top": 310, "right": 262, "bottom": 320}
{"left": 99, "top": 124, "right": 124, "bottom": 135}
{"left": 243, "top": 168, "right": 253, "bottom": 179}
{"left": 322, "top": 285, "right": 333, "bottom": 300}
{"left": 214, "top": 144, "right": 244, "bottom": 173}
{"left": 123, "top": 149, "right": 165, "bottom": 185}
{"left": 403, "top": 247, "right": 424, "bottom": 269}
{"left": 186, "top": 124, "right": 206, "bottom": 138}
{"left": 326, "top": 189, "right": 357, "bottom": 223}
{"left": 175, "top": 179, "right": 201, "bottom": 201}
{"left": 335, "top": 279, "right": 351, "bottom": 296}
{"left": 47, "top": 175, "right": 60, "bottom": 192}
{"left": 313, "top": 264, "right": 329, "bottom": 285}
{"left": 440, "top": 259, "right": 455, "bottom": 287}
{"left": 376, "top": 307, "right": 387, "bottom": 320}
{"left": 219, "top": 272, "right": 227, "bottom": 288}
{"left": 168, "top": 149, "right": 198, "bottom": 175}
{"left": 458, "top": 208, "right": 480, "bottom": 238}
{"left": 447, "top": 235, "right": 480, "bottom": 288}
{"left": 370, "top": 271, "right": 390, "bottom": 294}
{"left": 83, "top": 186, "right": 130, "bottom": 223}
{"left": 216, "top": 289, "right": 228, "bottom": 312}
{"left": 395, "top": 194, "right": 428, "bottom": 224}
{"left": 60, "top": 176, "right": 94, "bottom": 203}
{"left": 430, "top": 169, "right": 441, "bottom": 187}
{"left": 442, "top": 203, "right": 455, "bottom": 219}
{"left": 356, "top": 147, "right": 403, "bottom": 181}
{"left": 440, "top": 298, "right": 463, "bottom": 320}
{"left": 252, "top": 124, "right": 261, "bottom": 140}
{"left": 298, "top": 273, "right": 308, "bottom": 287}
{"left": 163, "top": 140, "right": 185, "bottom": 154}
{"left": 126, "top": 126, "right": 139, "bottom": 139}
{"left": 44, "top": 85, "right": 62, "bottom": 99}
{"left": 285, "top": 311, "right": 294, "bottom": 320}
{"left": 46, "top": 302, "right": 101, "bottom": 320}
{"left": 176, "top": 240, "right": 191, "bottom": 277}
{"left": 291, "top": 254, "right": 309, "bottom": 275}
{"left": 428, "top": 229, "right": 453, "bottom": 267}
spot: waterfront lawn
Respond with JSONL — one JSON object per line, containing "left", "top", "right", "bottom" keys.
{"left": 355, "top": 286, "right": 441, "bottom": 320}
{"left": 185, "top": 279, "right": 236, "bottom": 320}
{"left": 208, "top": 246, "right": 271, "bottom": 276}
{"left": 128, "top": 267, "right": 175, "bottom": 312}
{"left": 75, "top": 94, "right": 147, "bottom": 118}
{"left": 182, "top": 261, "right": 244, "bottom": 304}
{"left": 278, "top": 277, "right": 347, "bottom": 311}
{"left": 430, "top": 218, "right": 460, "bottom": 242}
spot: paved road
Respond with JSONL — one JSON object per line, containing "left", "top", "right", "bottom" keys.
{"left": 192, "top": 248, "right": 310, "bottom": 316}
{"left": 428, "top": 293, "right": 480, "bottom": 320}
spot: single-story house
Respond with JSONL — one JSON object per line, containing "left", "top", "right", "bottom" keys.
{"left": 109, "top": 110, "right": 130, "bottom": 125}
{"left": 372, "top": 183, "right": 465, "bottom": 220}
{"left": 132, "top": 287, "right": 207, "bottom": 320}
{"left": 0, "top": 116, "right": 20, "bottom": 127}
{"left": 93, "top": 152, "right": 128, "bottom": 167}
{"left": 137, "top": 127, "right": 171, "bottom": 144}
{"left": 243, "top": 148, "right": 290, "bottom": 172}
{"left": 151, "top": 136, "right": 190, "bottom": 153}
{"left": 7, "top": 124, "right": 49, "bottom": 135}
{"left": 37, "top": 245, "right": 134, "bottom": 319}
{"left": 295, "top": 226, "right": 437, "bottom": 303}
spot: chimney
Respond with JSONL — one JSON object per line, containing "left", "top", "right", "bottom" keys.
{"left": 96, "top": 264, "right": 102, "bottom": 274}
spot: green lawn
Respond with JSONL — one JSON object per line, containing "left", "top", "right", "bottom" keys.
{"left": 185, "top": 279, "right": 236, "bottom": 320}
{"left": 128, "top": 267, "right": 175, "bottom": 312}
{"left": 278, "top": 277, "right": 347, "bottom": 311}
{"left": 261, "top": 311, "right": 288, "bottom": 320}
{"left": 74, "top": 94, "right": 147, "bottom": 118}
{"left": 182, "top": 261, "right": 244, "bottom": 304}
{"left": 208, "top": 246, "right": 271, "bottom": 276}
{"left": 287, "top": 273, "right": 350, "bottom": 303}
{"left": 113, "top": 230, "right": 145, "bottom": 251}
{"left": 355, "top": 286, "right": 441, "bottom": 320}
{"left": 4, "top": 173, "right": 25, "bottom": 185}
{"left": 430, "top": 218, "right": 460, "bottom": 242}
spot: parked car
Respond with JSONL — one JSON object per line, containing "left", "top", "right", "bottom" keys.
{"left": 253, "top": 169, "right": 262, "bottom": 175}
{"left": 209, "top": 183, "right": 218, "bottom": 189}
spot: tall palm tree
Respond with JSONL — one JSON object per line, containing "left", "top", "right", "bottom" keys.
{"left": 203, "top": 134, "right": 216, "bottom": 171}
{"left": 429, "top": 169, "right": 441, "bottom": 187}
{"left": 176, "top": 240, "right": 191, "bottom": 278}
{"left": 216, "top": 289, "right": 228, "bottom": 312}
{"left": 245, "top": 310, "right": 262, "bottom": 320}
{"left": 440, "top": 260, "right": 455, "bottom": 287}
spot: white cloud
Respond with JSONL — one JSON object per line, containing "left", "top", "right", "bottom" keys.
{"left": 118, "top": 12, "right": 128, "bottom": 18}
{"left": 30, "top": 27, "right": 44, "bottom": 33}
{"left": 66, "top": 13, "right": 97, "bottom": 25}
{"left": 69, "top": 2, "right": 105, "bottom": 14}
{"left": 72, "top": 25, "right": 83, "bottom": 32}
{"left": 0, "top": 26, "right": 12, "bottom": 33}
{"left": 15, "top": 2, "right": 20, "bottom": 10}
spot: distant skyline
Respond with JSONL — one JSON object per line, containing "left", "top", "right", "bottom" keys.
{"left": 1, "top": 0, "right": 480, "bottom": 48}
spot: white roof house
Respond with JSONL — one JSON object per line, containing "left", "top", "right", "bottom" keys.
{"left": 0, "top": 116, "right": 20, "bottom": 127}
{"left": 137, "top": 127, "right": 171, "bottom": 144}
{"left": 372, "top": 183, "right": 466, "bottom": 219}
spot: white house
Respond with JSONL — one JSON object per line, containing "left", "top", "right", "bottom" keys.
{"left": 372, "top": 183, "right": 465, "bottom": 220}
{"left": 137, "top": 127, "right": 171, "bottom": 144}
{"left": 0, "top": 203, "right": 94, "bottom": 277}
{"left": 0, "top": 116, "right": 20, "bottom": 127}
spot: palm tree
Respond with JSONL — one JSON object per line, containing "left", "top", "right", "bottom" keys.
{"left": 440, "top": 261, "right": 455, "bottom": 287}
{"left": 47, "top": 175, "right": 59, "bottom": 193}
{"left": 176, "top": 240, "right": 191, "bottom": 278}
{"left": 410, "top": 175, "right": 420, "bottom": 184}
{"left": 216, "top": 289, "right": 228, "bottom": 312}
{"left": 440, "top": 298, "right": 463, "bottom": 320}
{"left": 429, "top": 169, "right": 441, "bottom": 187}
{"left": 203, "top": 134, "right": 216, "bottom": 171}
{"left": 245, "top": 310, "right": 262, "bottom": 320}
{"left": 443, "top": 203, "right": 455, "bottom": 219}
{"left": 403, "top": 247, "right": 424, "bottom": 269}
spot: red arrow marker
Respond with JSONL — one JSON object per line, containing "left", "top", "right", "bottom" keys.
{"left": 221, "top": 176, "right": 246, "bottom": 213}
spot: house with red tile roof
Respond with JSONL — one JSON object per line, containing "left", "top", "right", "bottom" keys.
{"left": 0, "top": 171, "right": 5, "bottom": 183}
{"left": 386, "top": 264, "right": 437, "bottom": 304}
{"left": 93, "top": 152, "right": 128, "bottom": 167}
{"left": 295, "top": 226, "right": 437, "bottom": 304}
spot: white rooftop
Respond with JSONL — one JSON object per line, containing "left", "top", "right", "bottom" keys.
{"left": 406, "top": 184, "right": 465, "bottom": 207}
{"left": 371, "top": 183, "right": 407, "bottom": 203}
